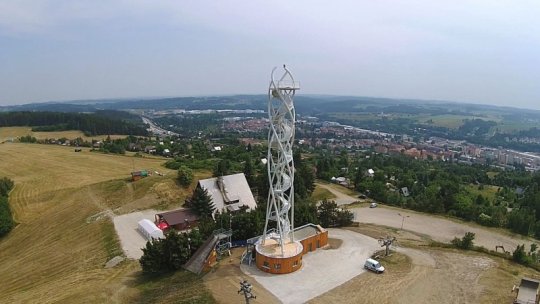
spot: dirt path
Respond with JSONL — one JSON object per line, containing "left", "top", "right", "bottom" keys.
{"left": 315, "top": 183, "right": 358, "bottom": 205}
{"left": 204, "top": 248, "right": 280, "bottom": 304}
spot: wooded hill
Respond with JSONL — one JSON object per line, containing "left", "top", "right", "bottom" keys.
{"left": 0, "top": 111, "right": 148, "bottom": 136}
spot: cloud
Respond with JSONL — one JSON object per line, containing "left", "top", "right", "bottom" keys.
{"left": 0, "top": 0, "right": 539, "bottom": 108}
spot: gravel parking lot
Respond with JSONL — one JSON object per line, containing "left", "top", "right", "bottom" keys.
{"left": 353, "top": 206, "right": 534, "bottom": 251}
{"left": 240, "top": 228, "right": 379, "bottom": 304}
{"left": 113, "top": 209, "right": 157, "bottom": 259}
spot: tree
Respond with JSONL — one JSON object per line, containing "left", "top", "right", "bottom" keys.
{"left": 188, "top": 186, "right": 216, "bottom": 219}
{"left": 336, "top": 208, "right": 354, "bottom": 227}
{"left": 0, "top": 177, "right": 14, "bottom": 197}
{"left": 0, "top": 196, "right": 14, "bottom": 237}
{"left": 294, "top": 198, "right": 318, "bottom": 227}
{"left": 213, "top": 159, "right": 231, "bottom": 177}
{"left": 139, "top": 229, "right": 203, "bottom": 274}
{"left": 255, "top": 165, "right": 269, "bottom": 202}
{"left": 512, "top": 244, "right": 529, "bottom": 265}
{"left": 0, "top": 177, "right": 15, "bottom": 237}
{"left": 451, "top": 232, "right": 475, "bottom": 250}
{"left": 317, "top": 199, "right": 336, "bottom": 228}
{"left": 317, "top": 199, "right": 353, "bottom": 228}
{"left": 177, "top": 166, "right": 193, "bottom": 187}
{"left": 243, "top": 156, "right": 255, "bottom": 187}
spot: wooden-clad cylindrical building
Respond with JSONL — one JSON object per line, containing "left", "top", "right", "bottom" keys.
{"left": 255, "top": 238, "right": 303, "bottom": 274}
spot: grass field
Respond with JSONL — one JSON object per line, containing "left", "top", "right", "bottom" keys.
{"left": 310, "top": 186, "right": 336, "bottom": 201}
{"left": 496, "top": 120, "right": 540, "bottom": 132}
{"left": 0, "top": 143, "right": 212, "bottom": 303}
{"left": 465, "top": 184, "right": 500, "bottom": 202}
{"left": 326, "top": 113, "right": 501, "bottom": 130}
{"left": 0, "top": 126, "right": 130, "bottom": 142}
{"left": 416, "top": 114, "right": 499, "bottom": 129}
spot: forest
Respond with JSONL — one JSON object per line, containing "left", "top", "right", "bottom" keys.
{"left": 0, "top": 111, "right": 148, "bottom": 136}
{"left": 314, "top": 150, "right": 540, "bottom": 238}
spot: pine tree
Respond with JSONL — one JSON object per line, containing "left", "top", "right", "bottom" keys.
{"left": 213, "top": 159, "right": 231, "bottom": 177}
{"left": 189, "top": 186, "right": 216, "bottom": 219}
{"left": 243, "top": 156, "right": 255, "bottom": 187}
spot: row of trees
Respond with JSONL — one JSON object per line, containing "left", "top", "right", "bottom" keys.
{"left": 0, "top": 177, "right": 15, "bottom": 237}
{"left": 0, "top": 111, "right": 148, "bottom": 136}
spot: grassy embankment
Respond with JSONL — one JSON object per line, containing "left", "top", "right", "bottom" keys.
{"left": 0, "top": 143, "right": 213, "bottom": 303}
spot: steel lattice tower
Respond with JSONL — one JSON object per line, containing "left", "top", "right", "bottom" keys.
{"left": 262, "top": 65, "right": 299, "bottom": 256}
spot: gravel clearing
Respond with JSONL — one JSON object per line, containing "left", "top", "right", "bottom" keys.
{"left": 352, "top": 206, "right": 535, "bottom": 251}
{"left": 112, "top": 209, "right": 157, "bottom": 259}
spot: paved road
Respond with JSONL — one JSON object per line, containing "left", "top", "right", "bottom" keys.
{"left": 142, "top": 116, "right": 179, "bottom": 137}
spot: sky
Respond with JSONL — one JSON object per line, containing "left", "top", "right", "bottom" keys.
{"left": 0, "top": 1, "right": 539, "bottom": 109}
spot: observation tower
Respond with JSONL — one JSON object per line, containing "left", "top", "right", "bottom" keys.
{"left": 255, "top": 65, "right": 304, "bottom": 274}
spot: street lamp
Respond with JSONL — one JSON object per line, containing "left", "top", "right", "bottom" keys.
{"left": 398, "top": 213, "right": 410, "bottom": 230}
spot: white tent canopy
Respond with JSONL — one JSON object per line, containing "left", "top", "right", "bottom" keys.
{"left": 138, "top": 219, "right": 164, "bottom": 241}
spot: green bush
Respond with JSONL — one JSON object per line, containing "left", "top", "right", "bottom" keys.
{"left": 0, "top": 177, "right": 14, "bottom": 197}
{"left": 451, "top": 232, "right": 475, "bottom": 250}
{"left": 512, "top": 244, "right": 531, "bottom": 265}
{"left": 177, "top": 166, "right": 193, "bottom": 187}
{"left": 0, "top": 196, "right": 14, "bottom": 237}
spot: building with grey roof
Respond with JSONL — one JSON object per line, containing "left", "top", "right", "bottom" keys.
{"left": 198, "top": 173, "right": 257, "bottom": 215}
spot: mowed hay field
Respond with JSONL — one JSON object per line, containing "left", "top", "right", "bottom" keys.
{"left": 0, "top": 143, "right": 190, "bottom": 303}
{"left": 0, "top": 126, "right": 130, "bottom": 142}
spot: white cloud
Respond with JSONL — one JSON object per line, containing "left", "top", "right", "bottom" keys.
{"left": 0, "top": 0, "right": 539, "bottom": 108}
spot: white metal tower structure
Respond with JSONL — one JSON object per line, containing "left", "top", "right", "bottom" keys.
{"left": 262, "top": 65, "right": 299, "bottom": 256}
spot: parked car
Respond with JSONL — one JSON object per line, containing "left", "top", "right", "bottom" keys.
{"left": 364, "top": 258, "right": 385, "bottom": 273}
{"left": 369, "top": 202, "right": 378, "bottom": 208}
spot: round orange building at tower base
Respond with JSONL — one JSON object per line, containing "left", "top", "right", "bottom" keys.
{"left": 255, "top": 238, "right": 303, "bottom": 274}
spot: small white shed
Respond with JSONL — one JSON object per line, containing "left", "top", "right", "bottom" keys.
{"left": 138, "top": 219, "right": 164, "bottom": 241}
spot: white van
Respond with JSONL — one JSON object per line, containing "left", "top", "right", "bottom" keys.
{"left": 364, "top": 258, "right": 385, "bottom": 273}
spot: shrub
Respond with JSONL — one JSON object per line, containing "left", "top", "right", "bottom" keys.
{"left": 451, "top": 232, "right": 475, "bottom": 250}
{"left": 177, "top": 166, "right": 193, "bottom": 187}
{"left": 0, "top": 196, "right": 14, "bottom": 237}
{"left": 513, "top": 244, "right": 531, "bottom": 265}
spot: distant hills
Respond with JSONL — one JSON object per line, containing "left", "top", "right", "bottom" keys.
{"left": 2, "top": 95, "right": 539, "bottom": 117}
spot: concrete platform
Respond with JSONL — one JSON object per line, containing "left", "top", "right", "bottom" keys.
{"left": 241, "top": 228, "right": 379, "bottom": 304}
{"left": 113, "top": 209, "right": 157, "bottom": 259}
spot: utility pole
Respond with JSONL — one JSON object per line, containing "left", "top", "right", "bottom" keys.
{"left": 238, "top": 280, "right": 256, "bottom": 304}
{"left": 398, "top": 213, "right": 410, "bottom": 230}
